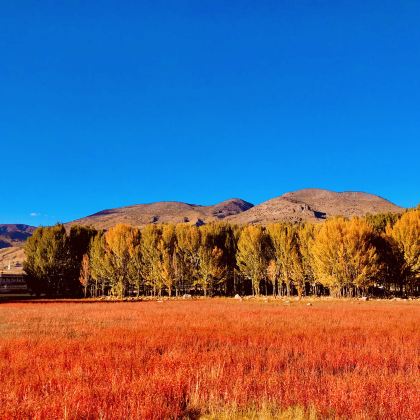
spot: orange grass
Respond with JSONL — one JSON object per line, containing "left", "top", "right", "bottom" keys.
{"left": 0, "top": 299, "right": 419, "bottom": 419}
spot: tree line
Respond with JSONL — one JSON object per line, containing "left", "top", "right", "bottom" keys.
{"left": 23, "top": 209, "right": 420, "bottom": 298}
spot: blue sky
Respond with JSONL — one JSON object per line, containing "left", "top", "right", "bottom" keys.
{"left": 1, "top": 1, "right": 419, "bottom": 226}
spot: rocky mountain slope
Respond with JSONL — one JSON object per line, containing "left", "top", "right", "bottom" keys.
{"left": 227, "top": 189, "right": 404, "bottom": 224}
{"left": 0, "top": 224, "right": 36, "bottom": 249}
{"left": 67, "top": 189, "right": 404, "bottom": 229}
{"left": 68, "top": 199, "right": 254, "bottom": 230}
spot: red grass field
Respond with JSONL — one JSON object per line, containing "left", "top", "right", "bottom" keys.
{"left": 0, "top": 299, "right": 419, "bottom": 419}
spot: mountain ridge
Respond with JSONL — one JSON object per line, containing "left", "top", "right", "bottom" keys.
{"left": 0, "top": 224, "right": 36, "bottom": 249}
{"left": 0, "top": 190, "right": 406, "bottom": 272}
{"left": 227, "top": 189, "right": 404, "bottom": 224}
{"left": 68, "top": 198, "right": 254, "bottom": 230}
{"left": 66, "top": 189, "right": 404, "bottom": 229}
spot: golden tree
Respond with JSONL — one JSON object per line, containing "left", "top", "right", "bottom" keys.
{"left": 79, "top": 254, "right": 90, "bottom": 297}
{"left": 141, "top": 224, "right": 163, "bottom": 296}
{"left": 236, "top": 225, "right": 268, "bottom": 296}
{"left": 196, "top": 224, "right": 227, "bottom": 296}
{"left": 198, "top": 246, "right": 225, "bottom": 296}
{"left": 89, "top": 233, "right": 108, "bottom": 297}
{"left": 297, "top": 223, "right": 316, "bottom": 292}
{"left": 158, "top": 224, "right": 177, "bottom": 297}
{"left": 266, "top": 259, "right": 278, "bottom": 296}
{"left": 174, "top": 224, "right": 201, "bottom": 293}
{"left": 389, "top": 209, "right": 420, "bottom": 294}
{"left": 103, "top": 224, "right": 141, "bottom": 298}
{"left": 267, "top": 224, "right": 302, "bottom": 297}
{"left": 311, "top": 217, "right": 381, "bottom": 296}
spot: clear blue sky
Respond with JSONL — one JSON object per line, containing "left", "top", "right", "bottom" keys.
{"left": 1, "top": 1, "right": 419, "bottom": 226}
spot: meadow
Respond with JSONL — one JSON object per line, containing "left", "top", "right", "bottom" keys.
{"left": 0, "top": 299, "right": 418, "bottom": 419}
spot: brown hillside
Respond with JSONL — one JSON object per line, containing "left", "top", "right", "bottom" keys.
{"left": 227, "top": 189, "right": 404, "bottom": 224}
{"left": 0, "top": 224, "right": 36, "bottom": 249}
{"left": 67, "top": 199, "right": 254, "bottom": 230}
{"left": 0, "top": 247, "right": 25, "bottom": 274}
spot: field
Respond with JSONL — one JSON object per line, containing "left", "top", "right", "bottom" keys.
{"left": 0, "top": 299, "right": 419, "bottom": 419}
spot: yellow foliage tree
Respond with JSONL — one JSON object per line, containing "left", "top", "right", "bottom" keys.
{"left": 141, "top": 225, "right": 163, "bottom": 296}
{"left": 198, "top": 246, "right": 225, "bottom": 296}
{"left": 104, "top": 224, "right": 141, "bottom": 298}
{"left": 158, "top": 224, "right": 177, "bottom": 297}
{"left": 311, "top": 218, "right": 381, "bottom": 296}
{"left": 266, "top": 259, "right": 278, "bottom": 297}
{"left": 174, "top": 224, "right": 201, "bottom": 293}
{"left": 79, "top": 254, "right": 90, "bottom": 297}
{"left": 237, "top": 225, "right": 268, "bottom": 296}
{"left": 389, "top": 209, "right": 420, "bottom": 294}
{"left": 267, "top": 224, "right": 302, "bottom": 297}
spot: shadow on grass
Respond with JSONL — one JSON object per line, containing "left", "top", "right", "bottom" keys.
{"left": 0, "top": 295, "right": 152, "bottom": 305}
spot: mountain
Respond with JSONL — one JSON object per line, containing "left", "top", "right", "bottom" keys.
{"left": 0, "top": 190, "right": 405, "bottom": 241}
{"left": 68, "top": 199, "right": 254, "bottom": 230}
{"left": 0, "top": 224, "right": 36, "bottom": 249}
{"left": 227, "top": 189, "right": 404, "bottom": 224}
{"left": 0, "top": 190, "right": 404, "bottom": 273}
{"left": 67, "top": 189, "right": 404, "bottom": 229}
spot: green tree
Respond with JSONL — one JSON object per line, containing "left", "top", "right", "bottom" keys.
{"left": 24, "top": 225, "right": 71, "bottom": 295}
{"left": 68, "top": 225, "right": 97, "bottom": 294}
{"left": 89, "top": 232, "right": 108, "bottom": 297}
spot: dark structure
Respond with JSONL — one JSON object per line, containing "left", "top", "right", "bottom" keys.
{"left": 0, "top": 273, "right": 28, "bottom": 293}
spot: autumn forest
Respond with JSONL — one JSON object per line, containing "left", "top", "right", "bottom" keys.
{"left": 23, "top": 209, "right": 420, "bottom": 299}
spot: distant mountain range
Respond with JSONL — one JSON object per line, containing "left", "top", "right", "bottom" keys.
{"left": 0, "top": 189, "right": 407, "bottom": 272}
{"left": 0, "top": 224, "right": 35, "bottom": 249}
{"left": 0, "top": 189, "right": 405, "bottom": 250}
{"left": 68, "top": 198, "right": 254, "bottom": 230}
{"left": 68, "top": 188, "right": 404, "bottom": 230}
{"left": 0, "top": 224, "right": 35, "bottom": 272}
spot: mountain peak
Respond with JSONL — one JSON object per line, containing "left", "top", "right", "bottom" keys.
{"left": 227, "top": 189, "right": 403, "bottom": 224}
{"left": 69, "top": 198, "right": 254, "bottom": 230}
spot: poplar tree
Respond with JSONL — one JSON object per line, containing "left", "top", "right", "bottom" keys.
{"left": 79, "top": 254, "right": 90, "bottom": 297}
{"left": 311, "top": 218, "right": 381, "bottom": 296}
{"left": 267, "top": 259, "right": 278, "bottom": 296}
{"left": 141, "top": 224, "right": 164, "bottom": 296}
{"left": 175, "top": 224, "right": 201, "bottom": 293}
{"left": 24, "top": 225, "right": 71, "bottom": 295}
{"left": 236, "top": 225, "right": 268, "bottom": 296}
{"left": 297, "top": 223, "right": 316, "bottom": 294}
{"left": 389, "top": 209, "right": 420, "bottom": 295}
{"left": 196, "top": 225, "right": 227, "bottom": 296}
{"left": 89, "top": 232, "right": 108, "bottom": 296}
{"left": 103, "top": 224, "right": 141, "bottom": 297}
{"left": 267, "top": 224, "right": 301, "bottom": 297}
{"left": 159, "top": 224, "right": 177, "bottom": 296}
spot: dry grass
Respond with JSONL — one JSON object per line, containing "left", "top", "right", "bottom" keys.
{"left": 0, "top": 246, "right": 25, "bottom": 273}
{"left": 0, "top": 299, "right": 418, "bottom": 419}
